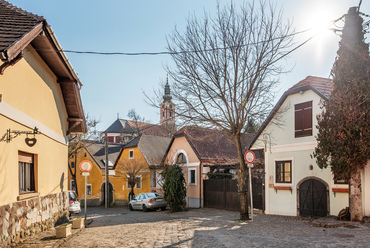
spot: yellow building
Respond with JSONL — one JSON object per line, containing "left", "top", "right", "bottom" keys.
{"left": 0, "top": 1, "right": 86, "bottom": 247}
{"left": 70, "top": 134, "right": 171, "bottom": 206}
{"left": 68, "top": 141, "right": 123, "bottom": 206}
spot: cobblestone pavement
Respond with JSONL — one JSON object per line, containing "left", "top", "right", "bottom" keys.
{"left": 15, "top": 206, "right": 370, "bottom": 248}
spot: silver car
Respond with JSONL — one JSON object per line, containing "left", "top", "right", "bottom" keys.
{"left": 128, "top": 193, "right": 167, "bottom": 212}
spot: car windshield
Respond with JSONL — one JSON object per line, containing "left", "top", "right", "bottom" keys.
{"left": 69, "top": 191, "right": 78, "bottom": 201}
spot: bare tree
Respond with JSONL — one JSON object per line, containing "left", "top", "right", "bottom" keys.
{"left": 166, "top": 1, "right": 294, "bottom": 220}
{"left": 68, "top": 114, "right": 100, "bottom": 195}
{"left": 118, "top": 157, "right": 148, "bottom": 201}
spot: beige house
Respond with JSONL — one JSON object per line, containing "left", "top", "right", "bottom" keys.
{"left": 0, "top": 1, "right": 86, "bottom": 246}
{"left": 163, "top": 126, "right": 253, "bottom": 208}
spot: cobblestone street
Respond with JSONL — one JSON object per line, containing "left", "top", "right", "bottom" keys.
{"left": 16, "top": 206, "right": 370, "bottom": 248}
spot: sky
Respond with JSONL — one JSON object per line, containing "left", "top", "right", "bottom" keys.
{"left": 7, "top": 0, "right": 370, "bottom": 131}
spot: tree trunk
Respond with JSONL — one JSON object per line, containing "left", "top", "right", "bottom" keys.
{"left": 234, "top": 133, "right": 249, "bottom": 220}
{"left": 349, "top": 167, "right": 363, "bottom": 221}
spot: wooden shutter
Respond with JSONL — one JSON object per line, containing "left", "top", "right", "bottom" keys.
{"left": 295, "top": 101, "right": 312, "bottom": 137}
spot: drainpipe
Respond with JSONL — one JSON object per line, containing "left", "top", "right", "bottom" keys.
{"left": 199, "top": 162, "right": 202, "bottom": 208}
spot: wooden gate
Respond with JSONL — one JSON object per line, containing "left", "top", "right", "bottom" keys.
{"left": 298, "top": 179, "right": 328, "bottom": 217}
{"left": 204, "top": 179, "right": 240, "bottom": 211}
{"left": 204, "top": 178, "right": 264, "bottom": 212}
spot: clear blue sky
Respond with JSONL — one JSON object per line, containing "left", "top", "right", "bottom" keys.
{"left": 8, "top": 0, "right": 370, "bottom": 131}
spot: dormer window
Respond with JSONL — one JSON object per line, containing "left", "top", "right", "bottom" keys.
{"left": 295, "top": 101, "right": 312, "bottom": 138}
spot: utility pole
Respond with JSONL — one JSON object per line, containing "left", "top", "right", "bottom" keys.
{"left": 105, "top": 131, "right": 109, "bottom": 209}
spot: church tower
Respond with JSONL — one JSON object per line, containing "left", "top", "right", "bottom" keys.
{"left": 160, "top": 77, "right": 175, "bottom": 127}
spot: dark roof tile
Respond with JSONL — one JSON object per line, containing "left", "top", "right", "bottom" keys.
{"left": 175, "top": 126, "right": 254, "bottom": 166}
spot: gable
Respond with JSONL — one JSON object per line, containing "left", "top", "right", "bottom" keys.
{"left": 251, "top": 89, "right": 324, "bottom": 150}
{"left": 165, "top": 136, "right": 200, "bottom": 165}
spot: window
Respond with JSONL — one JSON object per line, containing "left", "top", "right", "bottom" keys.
{"left": 18, "top": 152, "right": 35, "bottom": 193}
{"left": 127, "top": 176, "right": 142, "bottom": 189}
{"left": 70, "top": 180, "right": 76, "bottom": 191}
{"left": 71, "top": 161, "right": 75, "bottom": 168}
{"left": 295, "top": 101, "right": 312, "bottom": 137}
{"left": 275, "top": 161, "right": 292, "bottom": 183}
{"left": 189, "top": 168, "right": 196, "bottom": 185}
{"left": 129, "top": 150, "right": 134, "bottom": 159}
{"left": 176, "top": 153, "right": 186, "bottom": 164}
{"left": 86, "top": 184, "right": 92, "bottom": 196}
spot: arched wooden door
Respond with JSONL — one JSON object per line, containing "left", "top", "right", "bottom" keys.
{"left": 299, "top": 179, "right": 328, "bottom": 217}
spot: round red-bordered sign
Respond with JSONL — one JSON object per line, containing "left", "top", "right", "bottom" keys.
{"left": 244, "top": 151, "right": 255, "bottom": 164}
{"left": 79, "top": 160, "right": 92, "bottom": 172}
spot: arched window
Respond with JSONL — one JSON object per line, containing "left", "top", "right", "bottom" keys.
{"left": 176, "top": 153, "right": 186, "bottom": 164}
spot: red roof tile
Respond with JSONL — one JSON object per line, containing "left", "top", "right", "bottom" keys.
{"left": 288, "top": 76, "right": 333, "bottom": 98}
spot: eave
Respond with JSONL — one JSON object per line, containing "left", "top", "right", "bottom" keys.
{"left": 1, "top": 21, "right": 86, "bottom": 134}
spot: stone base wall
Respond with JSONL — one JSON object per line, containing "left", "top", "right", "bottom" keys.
{"left": 0, "top": 191, "right": 69, "bottom": 247}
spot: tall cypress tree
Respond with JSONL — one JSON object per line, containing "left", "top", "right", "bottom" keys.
{"left": 313, "top": 7, "right": 370, "bottom": 221}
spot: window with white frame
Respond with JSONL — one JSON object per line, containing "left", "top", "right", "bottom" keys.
{"left": 86, "top": 184, "right": 92, "bottom": 196}
{"left": 129, "top": 150, "right": 134, "bottom": 159}
{"left": 275, "top": 160, "right": 292, "bottom": 184}
{"left": 70, "top": 180, "right": 76, "bottom": 191}
{"left": 189, "top": 168, "right": 197, "bottom": 185}
{"left": 127, "top": 175, "right": 142, "bottom": 189}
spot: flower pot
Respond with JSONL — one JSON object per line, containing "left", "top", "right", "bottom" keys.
{"left": 55, "top": 224, "right": 72, "bottom": 238}
{"left": 72, "top": 218, "right": 85, "bottom": 229}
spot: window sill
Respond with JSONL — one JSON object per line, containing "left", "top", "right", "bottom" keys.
{"left": 332, "top": 188, "right": 348, "bottom": 193}
{"left": 274, "top": 186, "right": 292, "bottom": 194}
{"left": 17, "top": 192, "right": 39, "bottom": 201}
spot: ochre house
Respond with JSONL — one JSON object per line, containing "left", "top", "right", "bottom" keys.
{"left": 0, "top": 1, "right": 86, "bottom": 246}
{"left": 69, "top": 134, "right": 171, "bottom": 206}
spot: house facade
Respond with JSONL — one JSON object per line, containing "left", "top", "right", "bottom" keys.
{"left": 0, "top": 1, "right": 86, "bottom": 246}
{"left": 163, "top": 126, "right": 253, "bottom": 208}
{"left": 250, "top": 76, "right": 370, "bottom": 217}
{"left": 68, "top": 142, "right": 123, "bottom": 206}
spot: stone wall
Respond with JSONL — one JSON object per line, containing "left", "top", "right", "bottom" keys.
{"left": 0, "top": 191, "right": 69, "bottom": 247}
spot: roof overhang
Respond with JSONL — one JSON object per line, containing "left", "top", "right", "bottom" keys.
{"left": 2, "top": 21, "right": 86, "bottom": 134}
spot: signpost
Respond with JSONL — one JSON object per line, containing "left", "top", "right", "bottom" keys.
{"left": 79, "top": 160, "right": 92, "bottom": 221}
{"left": 244, "top": 151, "right": 255, "bottom": 221}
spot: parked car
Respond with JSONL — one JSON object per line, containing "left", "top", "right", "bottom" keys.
{"left": 128, "top": 193, "right": 167, "bottom": 212}
{"left": 69, "top": 190, "right": 81, "bottom": 215}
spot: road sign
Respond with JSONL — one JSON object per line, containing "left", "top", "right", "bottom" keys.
{"left": 244, "top": 151, "right": 255, "bottom": 164}
{"left": 79, "top": 160, "right": 92, "bottom": 172}
{"left": 82, "top": 172, "right": 90, "bottom": 177}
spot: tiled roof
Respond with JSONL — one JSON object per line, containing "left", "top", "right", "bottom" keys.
{"left": 138, "top": 135, "right": 171, "bottom": 166}
{"left": 84, "top": 142, "right": 123, "bottom": 170}
{"left": 0, "top": 0, "right": 44, "bottom": 52}
{"left": 174, "top": 126, "right": 254, "bottom": 166}
{"left": 288, "top": 76, "right": 332, "bottom": 98}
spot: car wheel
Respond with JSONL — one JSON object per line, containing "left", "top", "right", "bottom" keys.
{"left": 160, "top": 207, "right": 166, "bottom": 211}
{"left": 129, "top": 204, "right": 133, "bottom": 211}
{"left": 142, "top": 205, "right": 148, "bottom": 212}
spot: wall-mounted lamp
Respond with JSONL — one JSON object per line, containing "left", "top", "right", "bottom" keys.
{"left": 262, "top": 133, "right": 272, "bottom": 153}
{"left": 0, "top": 127, "right": 39, "bottom": 147}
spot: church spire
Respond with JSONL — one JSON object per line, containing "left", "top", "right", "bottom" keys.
{"left": 160, "top": 76, "right": 175, "bottom": 129}
{"left": 163, "top": 75, "right": 172, "bottom": 103}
